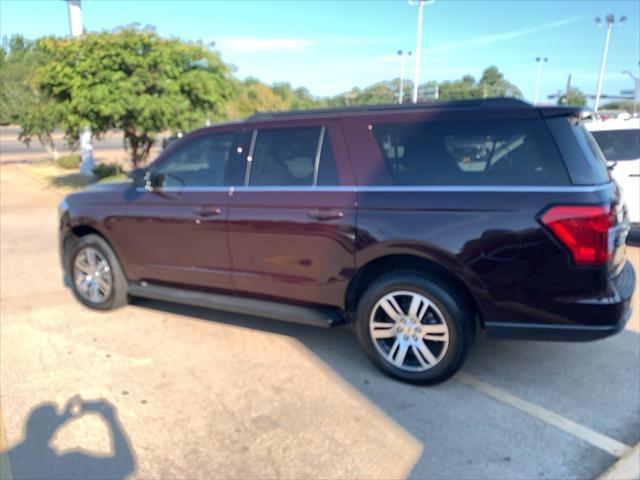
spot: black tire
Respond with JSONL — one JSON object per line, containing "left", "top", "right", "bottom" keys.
{"left": 67, "top": 234, "right": 129, "bottom": 310}
{"left": 355, "top": 271, "right": 474, "bottom": 385}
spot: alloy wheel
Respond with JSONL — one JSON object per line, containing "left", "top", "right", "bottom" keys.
{"left": 369, "top": 290, "right": 450, "bottom": 372}
{"left": 73, "top": 247, "right": 113, "bottom": 304}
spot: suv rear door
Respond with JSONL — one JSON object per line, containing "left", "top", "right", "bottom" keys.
{"left": 227, "top": 121, "right": 357, "bottom": 308}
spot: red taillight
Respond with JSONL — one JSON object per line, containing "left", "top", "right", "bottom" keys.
{"left": 541, "top": 205, "right": 616, "bottom": 265}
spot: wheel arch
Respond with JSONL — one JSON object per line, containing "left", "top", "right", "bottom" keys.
{"left": 62, "top": 224, "right": 128, "bottom": 279}
{"left": 345, "top": 253, "right": 487, "bottom": 328}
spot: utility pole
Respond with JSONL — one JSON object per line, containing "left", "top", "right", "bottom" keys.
{"left": 410, "top": 0, "right": 433, "bottom": 104}
{"left": 397, "top": 50, "right": 411, "bottom": 104}
{"left": 533, "top": 57, "right": 547, "bottom": 105}
{"left": 622, "top": 67, "right": 639, "bottom": 116}
{"left": 594, "top": 14, "right": 626, "bottom": 113}
{"left": 66, "top": 0, "right": 95, "bottom": 176}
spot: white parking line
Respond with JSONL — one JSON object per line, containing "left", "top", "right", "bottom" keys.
{"left": 599, "top": 443, "right": 640, "bottom": 480}
{"left": 456, "top": 372, "right": 632, "bottom": 458}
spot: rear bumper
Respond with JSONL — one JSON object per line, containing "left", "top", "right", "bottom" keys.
{"left": 486, "top": 259, "right": 636, "bottom": 341}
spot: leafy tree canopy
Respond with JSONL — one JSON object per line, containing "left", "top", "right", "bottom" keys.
{"left": 0, "top": 35, "right": 51, "bottom": 126}
{"left": 327, "top": 66, "right": 522, "bottom": 105}
{"left": 559, "top": 88, "right": 587, "bottom": 107}
{"left": 27, "top": 28, "right": 235, "bottom": 166}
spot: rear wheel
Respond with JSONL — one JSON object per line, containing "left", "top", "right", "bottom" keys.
{"left": 356, "top": 271, "right": 474, "bottom": 384}
{"left": 68, "top": 234, "right": 128, "bottom": 310}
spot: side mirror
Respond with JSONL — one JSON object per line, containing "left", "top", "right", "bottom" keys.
{"left": 128, "top": 168, "right": 147, "bottom": 187}
{"left": 149, "top": 172, "right": 165, "bottom": 189}
{"left": 606, "top": 160, "right": 617, "bottom": 171}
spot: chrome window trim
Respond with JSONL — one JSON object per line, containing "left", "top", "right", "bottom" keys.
{"left": 354, "top": 184, "right": 612, "bottom": 193}
{"left": 312, "top": 126, "right": 326, "bottom": 187}
{"left": 135, "top": 183, "right": 613, "bottom": 194}
{"left": 244, "top": 129, "right": 258, "bottom": 186}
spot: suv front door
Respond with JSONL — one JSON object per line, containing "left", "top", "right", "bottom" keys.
{"left": 227, "top": 123, "right": 357, "bottom": 308}
{"left": 124, "top": 130, "right": 248, "bottom": 291}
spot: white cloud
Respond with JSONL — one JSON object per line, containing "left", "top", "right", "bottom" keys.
{"left": 214, "top": 37, "right": 315, "bottom": 52}
{"left": 425, "top": 16, "right": 584, "bottom": 54}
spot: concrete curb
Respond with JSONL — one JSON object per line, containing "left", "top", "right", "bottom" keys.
{"left": 599, "top": 443, "right": 640, "bottom": 480}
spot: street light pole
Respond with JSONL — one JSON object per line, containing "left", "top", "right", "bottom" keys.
{"left": 533, "top": 56, "right": 548, "bottom": 105}
{"left": 594, "top": 14, "right": 626, "bottom": 113}
{"left": 397, "top": 50, "right": 412, "bottom": 104}
{"left": 622, "top": 69, "right": 639, "bottom": 116}
{"left": 66, "top": 0, "right": 94, "bottom": 176}
{"left": 66, "top": 0, "right": 83, "bottom": 36}
{"left": 410, "top": 0, "right": 432, "bottom": 104}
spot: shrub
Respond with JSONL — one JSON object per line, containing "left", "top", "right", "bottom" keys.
{"left": 92, "top": 163, "right": 123, "bottom": 179}
{"left": 56, "top": 154, "right": 80, "bottom": 169}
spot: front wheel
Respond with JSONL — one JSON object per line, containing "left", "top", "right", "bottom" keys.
{"left": 68, "top": 234, "right": 129, "bottom": 310}
{"left": 355, "top": 271, "right": 474, "bottom": 385}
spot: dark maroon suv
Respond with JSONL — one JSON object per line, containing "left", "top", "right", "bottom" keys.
{"left": 59, "top": 99, "right": 636, "bottom": 384}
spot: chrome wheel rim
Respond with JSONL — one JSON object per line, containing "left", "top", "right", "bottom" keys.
{"left": 369, "top": 290, "right": 450, "bottom": 372}
{"left": 73, "top": 247, "right": 113, "bottom": 303}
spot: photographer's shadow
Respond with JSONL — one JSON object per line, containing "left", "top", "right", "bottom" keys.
{"left": 1, "top": 397, "right": 135, "bottom": 480}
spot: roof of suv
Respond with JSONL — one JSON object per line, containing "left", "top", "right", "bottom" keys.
{"left": 246, "top": 98, "right": 581, "bottom": 122}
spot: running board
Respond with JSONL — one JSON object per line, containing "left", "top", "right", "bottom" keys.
{"left": 128, "top": 282, "right": 345, "bottom": 328}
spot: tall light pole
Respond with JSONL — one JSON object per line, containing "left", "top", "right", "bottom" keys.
{"left": 533, "top": 56, "right": 548, "bottom": 105}
{"left": 410, "top": 0, "right": 433, "bottom": 104}
{"left": 397, "top": 50, "right": 412, "bottom": 104}
{"left": 594, "top": 14, "right": 626, "bottom": 113}
{"left": 65, "top": 0, "right": 94, "bottom": 176}
{"left": 622, "top": 68, "right": 639, "bottom": 116}
{"left": 66, "top": 0, "right": 83, "bottom": 36}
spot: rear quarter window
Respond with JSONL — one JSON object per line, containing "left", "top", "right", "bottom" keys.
{"left": 591, "top": 129, "right": 640, "bottom": 161}
{"left": 372, "top": 119, "right": 570, "bottom": 186}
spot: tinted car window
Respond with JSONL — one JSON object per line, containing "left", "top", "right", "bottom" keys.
{"left": 249, "top": 127, "right": 321, "bottom": 186}
{"left": 591, "top": 129, "right": 640, "bottom": 161}
{"left": 372, "top": 119, "right": 570, "bottom": 185}
{"left": 153, "top": 134, "right": 235, "bottom": 187}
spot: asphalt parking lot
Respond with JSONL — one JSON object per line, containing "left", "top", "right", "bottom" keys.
{"left": 1, "top": 160, "right": 639, "bottom": 479}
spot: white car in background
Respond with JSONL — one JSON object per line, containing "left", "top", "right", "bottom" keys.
{"left": 586, "top": 116, "right": 640, "bottom": 224}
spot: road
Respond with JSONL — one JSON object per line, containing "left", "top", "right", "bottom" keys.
{"left": 0, "top": 160, "right": 639, "bottom": 479}
{"left": 0, "top": 127, "right": 124, "bottom": 155}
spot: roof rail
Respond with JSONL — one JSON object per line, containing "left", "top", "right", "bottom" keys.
{"left": 247, "top": 98, "right": 532, "bottom": 121}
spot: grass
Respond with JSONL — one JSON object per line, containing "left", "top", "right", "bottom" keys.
{"left": 25, "top": 160, "right": 129, "bottom": 193}
{"left": 99, "top": 173, "right": 128, "bottom": 183}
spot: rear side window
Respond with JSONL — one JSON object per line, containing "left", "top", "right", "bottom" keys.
{"left": 248, "top": 127, "right": 340, "bottom": 186}
{"left": 591, "top": 129, "right": 640, "bottom": 161}
{"left": 372, "top": 119, "right": 570, "bottom": 185}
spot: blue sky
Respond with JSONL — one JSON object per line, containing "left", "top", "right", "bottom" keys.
{"left": 1, "top": 0, "right": 638, "bottom": 105}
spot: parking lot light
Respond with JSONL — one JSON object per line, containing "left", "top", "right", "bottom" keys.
{"left": 621, "top": 68, "right": 639, "bottom": 116}
{"left": 397, "top": 50, "right": 412, "bottom": 104}
{"left": 409, "top": 0, "right": 434, "bottom": 104}
{"left": 533, "top": 57, "right": 548, "bottom": 105}
{"left": 594, "top": 14, "right": 626, "bottom": 113}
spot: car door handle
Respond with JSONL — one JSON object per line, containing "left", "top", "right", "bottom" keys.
{"left": 193, "top": 207, "right": 222, "bottom": 218}
{"left": 629, "top": 173, "right": 640, "bottom": 177}
{"left": 308, "top": 209, "right": 344, "bottom": 221}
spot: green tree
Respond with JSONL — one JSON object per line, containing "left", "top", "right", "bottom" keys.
{"left": 478, "top": 66, "right": 522, "bottom": 98}
{"left": 27, "top": 28, "right": 235, "bottom": 167}
{"left": 560, "top": 88, "right": 587, "bottom": 107}
{"left": 0, "top": 35, "right": 51, "bottom": 126}
{"left": 438, "top": 75, "right": 479, "bottom": 100}
{"left": 600, "top": 100, "right": 638, "bottom": 111}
